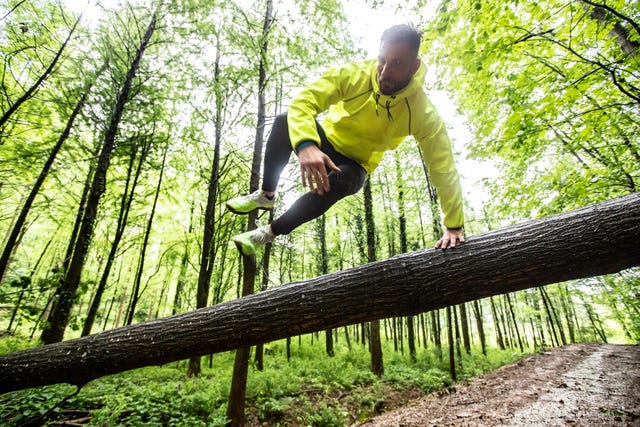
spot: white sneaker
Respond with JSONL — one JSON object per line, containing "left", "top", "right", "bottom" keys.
{"left": 226, "top": 190, "right": 275, "bottom": 214}
{"left": 232, "top": 226, "right": 275, "bottom": 256}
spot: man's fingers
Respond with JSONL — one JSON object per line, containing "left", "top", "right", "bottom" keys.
{"left": 299, "top": 148, "right": 341, "bottom": 195}
{"left": 435, "top": 230, "right": 465, "bottom": 250}
{"left": 319, "top": 169, "right": 330, "bottom": 193}
{"left": 312, "top": 169, "right": 323, "bottom": 194}
{"left": 302, "top": 166, "right": 322, "bottom": 194}
{"left": 325, "top": 157, "right": 342, "bottom": 173}
{"left": 301, "top": 165, "right": 330, "bottom": 195}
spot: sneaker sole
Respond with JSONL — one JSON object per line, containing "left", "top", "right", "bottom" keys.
{"left": 226, "top": 203, "right": 273, "bottom": 215}
{"left": 233, "top": 239, "right": 254, "bottom": 256}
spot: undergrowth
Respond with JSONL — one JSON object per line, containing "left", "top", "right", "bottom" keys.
{"left": 0, "top": 335, "right": 526, "bottom": 426}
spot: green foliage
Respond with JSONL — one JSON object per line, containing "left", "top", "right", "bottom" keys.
{"left": 0, "top": 384, "right": 78, "bottom": 426}
{"left": 422, "top": 0, "right": 640, "bottom": 223}
{"left": 0, "top": 334, "right": 530, "bottom": 426}
{"left": 0, "top": 334, "right": 39, "bottom": 354}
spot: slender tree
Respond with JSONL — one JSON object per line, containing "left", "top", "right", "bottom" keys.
{"left": 82, "top": 132, "right": 149, "bottom": 336}
{"left": 364, "top": 177, "right": 384, "bottom": 376}
{"left": 227, "top": 1, "right": 273, "bottom": 424}
{"left": 472, "top": 300, "right": 487, "bottom": 355}
{"left": 188, "top": 29, "right": 226, "bottom": 376}
{"left": 126, "top": 139, "right": 167, "bottom": 325}
{"left": 40, "top": 11, "right": 157, "bottom": 344}
{"left": 0, "top": 84, "right": 92, "bottom": 283}
{"left": 318, "top": 214, "right": 335, "bottom": 357}
{"left": 459, "top": 303, "right": 471, "bottom": 354}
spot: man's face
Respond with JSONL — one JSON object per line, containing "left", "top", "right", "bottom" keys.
{"left": 377, "top": 42, "right": 421, "bottom": 95}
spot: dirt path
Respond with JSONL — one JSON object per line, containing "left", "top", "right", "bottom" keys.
{"left": 358, "top": 343, "right": 640, "bottom": 426}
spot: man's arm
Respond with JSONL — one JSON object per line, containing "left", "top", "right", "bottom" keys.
{"left": 415, "top": 103, "right": 465, "bottom": 249}
{"left": 287, "top": 64, "right": 357, "bottom": 193}
{"left": 287, "top": 65, "right": 357, "bottom": 151}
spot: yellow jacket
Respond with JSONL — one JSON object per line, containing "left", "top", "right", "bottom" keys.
{"left": 287, "top": 59, "right": 464, "bottom": 229}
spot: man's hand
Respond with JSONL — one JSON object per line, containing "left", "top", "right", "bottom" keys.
{"left": 435, "top": 227, "right": 465, "bottom": 250}
{"left": 298, "top": 144, "right": 341, "bottom": 195}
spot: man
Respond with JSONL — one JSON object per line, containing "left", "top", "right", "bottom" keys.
{"left": 226, "top": 23, "right": 465, "bottom": 256}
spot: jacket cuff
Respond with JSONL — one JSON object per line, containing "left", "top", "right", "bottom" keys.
{"left": 295, "top": 140, "right": 318, "bottom": 154}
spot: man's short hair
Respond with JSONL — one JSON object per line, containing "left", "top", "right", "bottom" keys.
{"left": 380, "top": 23, "right": 422, "bottom": 58}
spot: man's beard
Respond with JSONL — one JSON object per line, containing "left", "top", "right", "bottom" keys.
{"left": 378, "top": 77, "right": 411, "bottom": 95}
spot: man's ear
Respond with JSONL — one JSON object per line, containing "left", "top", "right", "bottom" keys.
{"left": 411, "top": 58, "right": 421, "bottom": 75}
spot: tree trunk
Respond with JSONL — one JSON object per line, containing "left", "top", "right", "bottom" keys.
{"left": 317, "top": 215, "right": 335, "bottom": 357}
{"left": 172, "top": 203, "right": 195, "bottom": 315}
{"left": 446, "top": 306, "right": 456, "bottom": 381}
{"left": 585, "top": 1, "right": 639, "bottom": 56}
{"left": 490, "top": 297, "right": 505, "bottom": 350}
{"left": 505, "top": 293, "right": 524, "bottom": 352}
{"left": 559, "top": 284, "right": 577, "bottom": 343}
{"left": 82, "top": 135, "right": 149, "bottom": 336}
{"left": 472, "top": 300, "right": 486, "bottom": 355}
{"left": 431, "top": 310, "right": 441, "bottom": 355}
{"left": 7, "top": 237, "right": 53, "bottom": 332}
{"left": 364, "top": 177, "right": 383, "bottom": 376}
{"left": 125, "top": 142, "right": 166, "bottom": 326}
{"left": 539, "top": 287, "right": 560, "bottom": 347}
{"left": 0, "top": 87, "right": 89, "bottom": 283}
{"left": 459, "top": 303, "right": 471, "bottom": 354}
{"left": 40, "top": 13, "right": 157, "bottom": 344}
{"left": 189, "top": 33, "right": 225, "bottom": 377}
{"left": 1, "top": 193, "right": 639, "bottom": 392}
{"left": 227, "top": 1, "right": 273, "bottom": 424}
{"left": 395, "top": 153, "right": 416, "bottom": 361}
{"left": 255, "top": 209, "right": 275, "bottom": 371}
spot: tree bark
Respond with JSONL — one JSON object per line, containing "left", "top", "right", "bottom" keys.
{"left": 318, "top": 215, "right": 335, "bottom": 357}
{"left": 459, "top": 303, "right": 471, "bottom": 354}
{"left": 1, "top": 193, "right": 639, "bottom": 392}
{"left": 505, "top": 293, "right": 524, "bottom": 352}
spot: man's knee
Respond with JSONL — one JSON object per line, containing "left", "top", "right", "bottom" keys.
{"left": 273, "top": 112, "right": 288, "bottom": 128}
{"left": 330, "top": 164, "right": 366, "bottom": 196}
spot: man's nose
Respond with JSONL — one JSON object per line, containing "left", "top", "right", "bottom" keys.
{"left": 379, "top": 64, "right": 389, "bottom": 78}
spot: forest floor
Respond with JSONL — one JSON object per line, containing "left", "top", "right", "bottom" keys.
{"left": 354, "top": 343, "right": 639, "bottom": 427}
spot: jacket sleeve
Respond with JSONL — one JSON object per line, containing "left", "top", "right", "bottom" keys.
{"left": 287, "top": 66, "right": 351, "bottom": 151}
{"left": 414, "top": 107, "right": 465, "bottom": 229}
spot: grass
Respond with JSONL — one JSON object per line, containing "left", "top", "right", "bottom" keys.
{"left": 0, "top": 334, "right": 527, "bottom": 426}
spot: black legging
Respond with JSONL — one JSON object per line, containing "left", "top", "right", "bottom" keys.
{"left": 262, "top": 112, "right": 367, "bottom": 236}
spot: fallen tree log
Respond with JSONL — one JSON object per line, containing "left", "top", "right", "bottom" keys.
{"left": 1, "top": 193, "right": 639, "bottom": 393}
